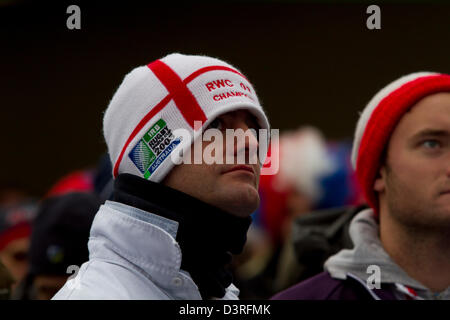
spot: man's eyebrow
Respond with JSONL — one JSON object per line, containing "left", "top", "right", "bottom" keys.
{"left": 410, "top": 129, "right": 450, "bottom": 140}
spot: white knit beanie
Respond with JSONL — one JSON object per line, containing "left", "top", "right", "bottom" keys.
{"left": 103, "top": 53, "right": 270, "bottom": 182}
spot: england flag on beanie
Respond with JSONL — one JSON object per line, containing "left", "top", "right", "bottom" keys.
{"left": 103, "top": 53, "right": 270, "bottom": 183}
{"left": 351, "top": 71, "right": 450, "bottom": 213}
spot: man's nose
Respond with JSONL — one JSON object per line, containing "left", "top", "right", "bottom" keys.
{"left": 233, "top": 121, "right": 259, "bottom": 163}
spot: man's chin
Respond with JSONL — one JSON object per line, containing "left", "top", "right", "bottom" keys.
{"left": 219, "top": 186, "right": 260, "bottom": 217}
{"left": 420, "top": 202, "right": 450, "bottom": 229}
{"left": 435, "top": 196, "right": 450, "bottom": 213}
{"left": 229, "top": 181, "right": 259, "bottom": 201}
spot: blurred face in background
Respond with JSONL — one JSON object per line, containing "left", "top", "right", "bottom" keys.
{"left": 0, "top": 237, "right": 29, "bottom": 286}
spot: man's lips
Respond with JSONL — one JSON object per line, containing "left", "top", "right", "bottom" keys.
{"left": 440, "top": 189, "right": 450, "bottom": 195}
{"left": 223, "top": 165, "right": 255, "bottom": 175}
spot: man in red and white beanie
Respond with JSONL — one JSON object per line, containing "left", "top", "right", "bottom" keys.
{"left": 53, "top": 53, "right": 271, "bottom": 300}
{"left": 273, "top": 72, "right": 450, "bottom": 300}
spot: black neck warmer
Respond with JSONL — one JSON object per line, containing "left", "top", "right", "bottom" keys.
{"left": 112, "top": 173, "right": 252, "bottom": 299}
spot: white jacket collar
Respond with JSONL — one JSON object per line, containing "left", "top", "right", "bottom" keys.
{"left": 89, "top": 201, "right": 183, "bottom": 285}
{"left": 87, "top": 201, "right": 240, "bottom": 300}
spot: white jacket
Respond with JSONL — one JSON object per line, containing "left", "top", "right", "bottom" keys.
{"left": 52, "top": 200, "right": 240, "bottom": 300}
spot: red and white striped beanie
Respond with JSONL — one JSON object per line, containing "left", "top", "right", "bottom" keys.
{"left": 351, "top": 72, "right": 450, "bottom": 213}
{"left": 103, "top": 53, "right": 270, "bottom": 182}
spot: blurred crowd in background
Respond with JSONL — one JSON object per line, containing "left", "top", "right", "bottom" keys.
{"left": 0, "top": 126, "right": 364, "bottom": 300}
{"left": 0, "top": 155, "right": 112, "bottom": 299}
{"left": 5, "top": 0, "right": 447, "bottom": 301}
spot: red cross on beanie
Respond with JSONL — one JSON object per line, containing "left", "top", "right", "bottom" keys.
{"left": 103, "top": 53, "right": 270, "bottom": 182}
{"left": 351, "top": 72, "right": 450, "bottom": 214}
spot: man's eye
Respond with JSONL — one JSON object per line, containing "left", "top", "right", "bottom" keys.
{"left": 207, "top": 118, "right": 223, "bottom": 130}
{"left": 422, "top": 140, "right": 441, "bottom": 149}
{"left": 13, "top": 251, "right": 28, "bottom": 262}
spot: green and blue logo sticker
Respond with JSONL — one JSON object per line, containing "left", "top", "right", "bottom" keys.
{"left": 129, "top": 118, "right": 181, "bottom": 179}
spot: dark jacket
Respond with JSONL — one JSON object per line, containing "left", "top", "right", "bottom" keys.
{"left": 271, "top": 271, "right": 396, "bottom": 300}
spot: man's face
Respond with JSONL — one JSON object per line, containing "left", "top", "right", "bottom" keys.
{"left": 162, "top": 110, "right": 261, "bottom": 217}
{"left": 375, "top": 92, "right": 450, "bottom": 229}
{"left": 0, "top": 237, "right": 29, "bottom": 286}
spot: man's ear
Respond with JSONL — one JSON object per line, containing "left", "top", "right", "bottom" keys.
{"left": 373, "top": 165, "right": 386, "bottom": 193}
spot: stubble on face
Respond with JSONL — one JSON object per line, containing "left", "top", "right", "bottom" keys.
{"left": 384, "top": 164, "right": 447, "bottom": 231}
{"left": 381, "top": 93, "right": 450, "bottom": 232}
{"left": 162, "top": 110, "right": 262, "bottom": 218}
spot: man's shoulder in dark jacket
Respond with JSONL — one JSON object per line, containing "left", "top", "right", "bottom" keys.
{"left": 271, "top": 271, "right": 396, "bottom": 300}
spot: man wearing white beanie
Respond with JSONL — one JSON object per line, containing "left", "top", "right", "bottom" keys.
{"left": 53, "top": 53, "right": 271, "bottom": 300}
{"left": 273, "top": 72, "right": 450, "bottom": 300}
